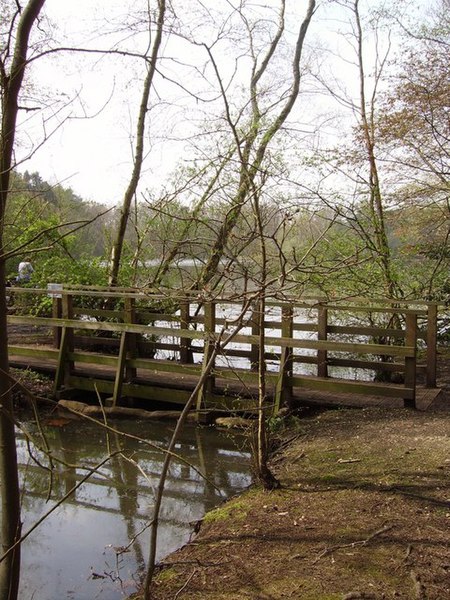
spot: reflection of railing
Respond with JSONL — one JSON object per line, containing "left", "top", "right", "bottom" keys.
{"left": 15, "top": 425, "right": 250, "bottom": 520}
{"left": 8, "top": 287, "right": 440, "bottom": 410}
{"left": 15, "top": 422, "right": 251, "bottom": 598}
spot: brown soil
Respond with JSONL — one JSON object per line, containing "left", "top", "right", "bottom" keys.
{"left": 141, "top": 358, "right": 450, "bottom": 600}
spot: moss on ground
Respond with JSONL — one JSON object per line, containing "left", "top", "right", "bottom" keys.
{"left": 148, "top": 407, "right": 450, "bottom": 600}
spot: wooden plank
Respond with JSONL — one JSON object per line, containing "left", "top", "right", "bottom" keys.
{"left": 404, "top": 313, "right": 417, "bottom": 408}
{"left": 7, "top": 315, "right": 417, "bottom": 356}
{"left": 68, "top": 352, "right": 118, "bottom": 366}
{"left": 327, "top": 325, "right": 406, "bottom": 338}
{"left": 290, "top": 375, "right": 415, "bottom": 399}
{"left": 213, "top": 368, "right": 278, "bottom": 386}
{"left": 65, "top": 376, "right": 190, "bottom": 404}
{"left": 111, "top": 332, "right": 127, "bottom": 407}
{"left": 321, "top": 304, "right": 427, "bottom": 315}
{"left": 8, "top": 315, "right": 207, "bottom": 341}
{"left": 73, "top": 308, "right": 123, "bottom": 319}
{"left": 9, "top": 346, "right": 59, "bottom": 360}
{"left": 129, "top": 357, "right": 202, "bottom": 374}
{"left": 426, "top": 304, "right": 438, "bottom": 388}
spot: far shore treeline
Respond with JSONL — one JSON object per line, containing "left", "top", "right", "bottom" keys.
{"left": 6, "top": 168, "right": 450, "bottom": 305}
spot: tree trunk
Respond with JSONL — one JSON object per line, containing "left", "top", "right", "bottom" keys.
{"left": 0, "top": 261, "right": 22, "bottom": 600}
{"left": 0, "top": 2, "right": 46, "bottom": 597}
{"left": 354, "top": 0, "right": 400, "bottom": 299}
{"left": 108, "top": 0, "right": 166, "bottom": 288}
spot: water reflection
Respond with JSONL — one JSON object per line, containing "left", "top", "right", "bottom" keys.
{"left": 16, "top": 417, "right": 251, "bottom": 599}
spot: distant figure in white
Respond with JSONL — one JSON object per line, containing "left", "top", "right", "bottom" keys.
{"left": 17, "top": 258, "right": 34, "bottom": 283}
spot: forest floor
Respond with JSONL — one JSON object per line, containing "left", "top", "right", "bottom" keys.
{"left": 10, "top": 344, "right": 450, "bottom": 600}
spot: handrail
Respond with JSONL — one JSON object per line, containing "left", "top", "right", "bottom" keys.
{"left": 8, "top": 285, "right": 443, "bottom": 309}
{"left": 7, "top": 287, "right": 442, "bottom": 411}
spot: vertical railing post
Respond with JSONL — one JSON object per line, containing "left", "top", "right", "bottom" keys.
{"left": 404, "top": 312, "right": 418, "bottom": 408}
{"left": 426, "top": 303, "right": 438, "bottom": 388}
{"left": 197, "top": 301, "right": 216, "bottom": 414}
{"left": 62, "top": 292, "right": 74, "bottom": 381}
{"left": 124, "top": 297, "right": 137, "bottom": 382}
{"left": 53, "top": 292, "right": 74, "bottom": 396}
{"left": 317, "top": 304, "right": 328, "bottom": 378}
{"left": 52, "top": 296, "right": 62, "bottom": 348}
{"left": 180, "top": 300, "right": 193, "bottom": 364}
{"left": 111, "top": 332, "right": 127, "bottom": 407}
{"left": 250, "top": 302, "right": 260, "bottom": 371}
{"left": 274, "top": 304, "right": 293, "bottom": 414}
{"left": 110, "top": 297, "right": 136, "bottom": 407}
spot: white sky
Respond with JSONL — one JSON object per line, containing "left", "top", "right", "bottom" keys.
{"left": 12, "top": 0, "right": 423, "bottom": 206}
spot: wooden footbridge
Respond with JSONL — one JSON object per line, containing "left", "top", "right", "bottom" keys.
{"left": 7, "top": 286, "right": 444, "bottom": 414}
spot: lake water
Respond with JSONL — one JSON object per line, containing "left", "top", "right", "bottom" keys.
{"left": 15, "top": 416, "right": 252, "bottom": 599}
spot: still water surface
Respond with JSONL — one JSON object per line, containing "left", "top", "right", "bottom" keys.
{"left": 16, "top": 416, "right": 251, "bottom": 599}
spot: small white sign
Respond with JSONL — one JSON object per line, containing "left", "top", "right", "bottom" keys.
{"left": 47, "top": 283, "right": 63, "bottom": 298}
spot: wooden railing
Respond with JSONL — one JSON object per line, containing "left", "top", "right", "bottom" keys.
{"left": 7, "top": 287, "right": 440, "bottom": 412}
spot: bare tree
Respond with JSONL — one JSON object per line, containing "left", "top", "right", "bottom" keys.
{"left": 181, "top": 0, "right": 318, "bottom": 291}
{"left": 0, "top": 3, "right": 46, "bottom": 597}
{"left": 350, "top": 0, "right": 401, "bottom": 299}
{"left": 297, "top": 0, "right": 407, "bottom": 300}
{"left": 108, "top": 0, "right": 167, "bottom": 287}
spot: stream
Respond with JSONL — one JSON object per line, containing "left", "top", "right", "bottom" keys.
{"left": 14, "top": 415, "right": 252, "bottom": 599}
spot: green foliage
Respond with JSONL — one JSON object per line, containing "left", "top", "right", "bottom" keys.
{"left": 5, "top": 171, "right": 109, "bottom": 275}
{"left": 17, "top": 256, "right": 109, "bottom": 316}
{"left": 267, "top": 414, "right": 304, "bottom": 434}
{"left": 33, "top": 256, "right": 108, "bottom": 288}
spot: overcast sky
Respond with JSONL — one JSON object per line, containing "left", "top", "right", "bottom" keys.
{"left": 14, "top": 0, "right": 423, "bottom": 206}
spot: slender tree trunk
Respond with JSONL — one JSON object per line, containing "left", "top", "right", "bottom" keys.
{"left": 354, "top": 0, "right": 400, "bottom": 299}
{"left": 108, "top": 0, "right": 166, "bottom": 287}
{"left": 143, "top": 302, "right": 252, "bottom": 598}
{"left": 0, "top": 261, "right": 22, "bottom": 600}
{"left": 254, "top": 191, "right": 279, "bottom": 490}
{"left": 0, "top": 3, "right": 46, "bottom": 597}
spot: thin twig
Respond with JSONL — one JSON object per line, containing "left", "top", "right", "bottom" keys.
{"left": 314, "top": 524, "right": 395, "bottom": 563}
{"left": 173, "top": 569, "right": 197, "bottom": 600}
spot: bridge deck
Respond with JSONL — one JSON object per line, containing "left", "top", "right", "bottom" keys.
{"left": 9, "top": 349, "right": 443, "bottom": 412}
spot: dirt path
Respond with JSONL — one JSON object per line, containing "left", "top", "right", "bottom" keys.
{"left": 145, "top": 404, "right": 450, "bottom": 600}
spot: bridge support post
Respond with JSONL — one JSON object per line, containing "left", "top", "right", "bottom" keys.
{"left": 124, "top": 297, "right": 137, "bottom": 382}
{"left": 317, "top": 304, "right": 328, "bottom": 378}
{"left": 53, "top": 293, "right": 74, "bottom": 396}
{"left": 52, "top": 296, "right": 62, "bottom": 348}
{"left": 111, "top": 332, "right": 128, "bottom": 407}
{"left": 426, "top": 303, "right": 437, "bottom": 388}
{"left": 250, "top": 303, "right": 260, "bottom": 371}
{"left": 109, "top": 298, "right": 137, "bottom": 407}
{"left": 274, "top": 304, "right": 293, "bottom": 414}
{"left": 196, "top": 301, "right": 216, "bottom": 415}
{"left": 404, "top": 313, "right": 418, "bottom": 408}
{"left": 180, "top": 301, "right": 193, "bottom": 364}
